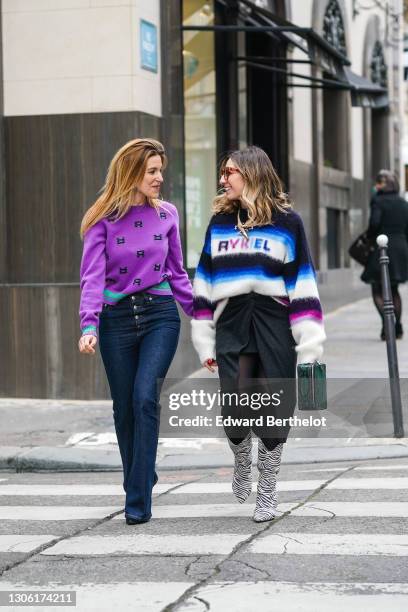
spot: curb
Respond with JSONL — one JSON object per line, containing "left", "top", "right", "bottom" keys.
{"left": 0, "top": 447, "right": 122, "bottom": 472}
{"left": 1, "top": 444, "right": 408, "bottom": 472}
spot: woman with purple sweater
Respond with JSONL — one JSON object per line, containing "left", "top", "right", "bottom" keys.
{"left": 78, "top": 138, "right": 193, "bottom": 524}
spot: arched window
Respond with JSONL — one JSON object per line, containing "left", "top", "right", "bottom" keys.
{"left": 322, "top": 0, "right": 348, "bottom": 171}
{"left": 370, "top": 41, "right": 388, "bottom": 88}
{"left": 323, "top": 0, "right": 347, "bottom": 56}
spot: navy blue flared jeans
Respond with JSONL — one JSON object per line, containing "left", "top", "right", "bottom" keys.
{"left": 99, "top": 292, "right": 180, "bottom": 521}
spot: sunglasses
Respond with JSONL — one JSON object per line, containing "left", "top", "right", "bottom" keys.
{"left": 220, "top": 167, "right": 241, "bottom": 179}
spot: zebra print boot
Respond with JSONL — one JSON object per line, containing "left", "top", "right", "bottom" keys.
{"left": 253, "top": 440, "right": 283, "bottom": 522}
{"left": 228, "top": 433, "right": 252, "bottom": 503}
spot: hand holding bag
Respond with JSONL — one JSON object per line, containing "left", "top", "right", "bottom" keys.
{"left": 348, "top": 231, "right": 375, "bottom": 266}
{"left": 297, "top": 361, "right": 327, "bottom": 410}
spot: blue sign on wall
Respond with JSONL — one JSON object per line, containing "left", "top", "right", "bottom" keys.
{"left": 140, "top": 20, "right": 158, "bottom": 73}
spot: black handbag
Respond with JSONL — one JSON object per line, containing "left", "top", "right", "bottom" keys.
{"left": 297, "top": 362, "right": 327, "bottom": 411}
{"left": 348, "top": 231, "right": 375, "bottom": 266}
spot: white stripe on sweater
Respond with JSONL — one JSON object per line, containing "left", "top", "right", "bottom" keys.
{"left": 286, "top": 277, "right": 321, "bottom": 300}
{"left": 211, "top": 235, "right": 287, "bottom": 262}
{"left": 212, "top": 278, "right": 287, "bottom": 302}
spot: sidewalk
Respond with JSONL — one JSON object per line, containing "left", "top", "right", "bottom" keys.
{"left": 1, "top": 287, "right": 408, "bottom": 471}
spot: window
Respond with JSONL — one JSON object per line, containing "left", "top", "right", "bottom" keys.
{"left": 327, "top": 208, "right": 341, "bottom": 269}
{"left": 183, "top": 1, "right": 217, "bottom": 268}
{"left": 323, "top": 87, "right": 349, "bottom": 170}
{"left": 322, "top": 0, "right": 348, "bottom": 171}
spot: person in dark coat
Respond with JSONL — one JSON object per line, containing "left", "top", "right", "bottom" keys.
{"left": 361, "top": 170, "right": 408, "bottom": 340}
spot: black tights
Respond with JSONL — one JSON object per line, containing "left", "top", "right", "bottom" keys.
{"left": 371, "top": 283, "right": 402, "bottom": 325}
{"left": 228, "top": 353, "right": 282, "bottom": 451}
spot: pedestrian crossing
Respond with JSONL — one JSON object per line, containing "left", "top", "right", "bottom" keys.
{"left": 1, "top": 464, "right": 408, "bottom": 611}
{"left": 0, "top": 483, "right": 177, "bottom": 496}
{"left": 0, "top": 506, "right": 121, "bottom": 521}
{"left": 32, "top": 532, "right": 408, "bottom": 557}
{"left": 302, "top": 463, "right": 408, "bottom": 473}
{"left": 0, "top": 476, "right": 407, "bottom": 498}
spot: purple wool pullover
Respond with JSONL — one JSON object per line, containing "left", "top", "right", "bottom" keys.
{"left": 79, "top": 201, "right": 193, "bottom": 335}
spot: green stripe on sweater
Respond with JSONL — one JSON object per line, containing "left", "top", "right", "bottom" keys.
{"left": 103, "top": 288, "right": 127, "bottom": 300}
{"left": 147, "top": 280, "right": 172, "bottom": 293}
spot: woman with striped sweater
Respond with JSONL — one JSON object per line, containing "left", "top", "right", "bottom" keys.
{"left": 191, "top": 146, "right": 326, "bottom": 522}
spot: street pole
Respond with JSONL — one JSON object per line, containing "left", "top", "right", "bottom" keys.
{"left": 376, "top": 234, "right": 404, "bottom": 438}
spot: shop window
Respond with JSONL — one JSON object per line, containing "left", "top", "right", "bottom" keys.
{"left": 371, "top": 108, "right": 390, "bottom": 180}
{"left": 183, "top": 0, "right": 217, "bottom": 268}
{"left": 327, "top": 208, "right": 341, "bottom": 269}
{"left": 323, "top": 87, "right": 348, "bottom": 171}
{"left": 370, "top": 41, "right": 389, "bottom": 180}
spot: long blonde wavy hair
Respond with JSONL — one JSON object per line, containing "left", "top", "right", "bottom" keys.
{"left": 80, "top": 138, "right": 167, "bottom": 237}
{"left": 213, "top": 146, "right": 292, "bottom": 229}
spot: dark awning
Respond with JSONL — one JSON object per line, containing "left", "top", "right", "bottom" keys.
{"left": 341, "top": 67, "right": 389, "bottom": 108}
{"left": 182, "top": 0, "right": 388, "bottom": 108}
{"left": 235, "top": 0, "right": 350, "bottom": 78}
{"left": 183, "top": 0, "right": 350, "bottom": 78}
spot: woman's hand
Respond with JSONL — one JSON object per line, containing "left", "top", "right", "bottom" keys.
{"left": 78, "top": 334, "right": 98, "bottom": 355}
{"left": 203, "top": 358, "right": 218, "bottom": 373}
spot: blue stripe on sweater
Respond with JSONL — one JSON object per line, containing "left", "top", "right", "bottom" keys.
{"left": 195, "top": 266, "right": 212, "bottom": 283}
{"left": 212, "top": 267, "right": 284, "bottom": 284}
{"left": 284, "top": 264, "right": 316, "bottom": 290}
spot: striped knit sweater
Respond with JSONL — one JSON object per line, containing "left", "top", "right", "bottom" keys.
{"left": 191, "top": 208, "right": 326, "bottom": 365}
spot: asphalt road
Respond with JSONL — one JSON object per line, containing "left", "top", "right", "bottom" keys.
{"left": 1, "top": 457, "right": 408, "bottom": 610}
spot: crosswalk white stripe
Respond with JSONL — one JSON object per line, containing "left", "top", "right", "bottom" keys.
{"left": 170, "top": 476, "right": 408, "bottom": 494}
{"left": 38, "top": 532, "right": 408, "bottom": 557}
{"left": 0, "top": 535, "right": 57, "bottom": 553}
{"left": 39, "top": 532, "right": 408, "bottom": 557}
{"left": 355, "top": 465, "right": 408, "bottom": 471}
{"left": 327, "top": 477, "right": 408, "bottom": 489}
{"left": 111, "top": 502, "right": 298, "bottom": 519}
{"left": 298, "top": 468, "right": 350, "bottom": 473}
{"left": 0, "top": 484, "right": 177, "bottom": 496}
{"left": 41, "top": 534, "right": 247, "bottom": 556}
{"left": 0, "top": 581, "right": 407, "bottom": 612}
{"left": 300, "top": 465, "right": 408, "bottom": 473}
{"left": 2, "top": 477, "right": 406, "bottom": 497}
{"left": 3, "top": 501, "right": 407, "bottom": 522}
{"left": 250, "top": 533, "right": 408, "bottom": 556}
{"left": 291, "top": 502, "right": 408, "bottom": 517}
{"left": 0, "top": 582, "right": 192, "bottom": 612}
{"left": 183, "top": 581, "right": 408, "bottom": 612}
{"left": 115, "top": 501, "right": 408, "bottom": 519}
{"left": 171, "top": 480, "right": 326, "bottom": 494}
{"left": 0, "top": 507, "right": 121, "bottom": 521}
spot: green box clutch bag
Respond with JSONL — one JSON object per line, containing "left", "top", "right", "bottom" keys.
{"left": 297, "top": 361, "right": 327, "bottom": 410}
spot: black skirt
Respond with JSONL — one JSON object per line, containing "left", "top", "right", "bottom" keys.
{"left": 215, "top": 292, "right": 296, "bottom": 377}
{"left": 361, "top": 234, "right": 408, "bottom": 285}
{"left": 215, "top": 292, "right": 297, "bottom": 444}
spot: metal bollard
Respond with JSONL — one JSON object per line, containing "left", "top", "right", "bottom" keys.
{"left": 376, "top": 234, "right": 404, "bottom": 438}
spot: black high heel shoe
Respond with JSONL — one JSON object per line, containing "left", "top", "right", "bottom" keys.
{"left": 125, "top": 515, "right": 151, "bottom": 525}
{"left": 396, "top": 322, "right": 403, "bottom": 339}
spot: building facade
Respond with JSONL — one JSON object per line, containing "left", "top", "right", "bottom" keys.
{"left": 0, "top": 0, "right": 404, "bottom": 398}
